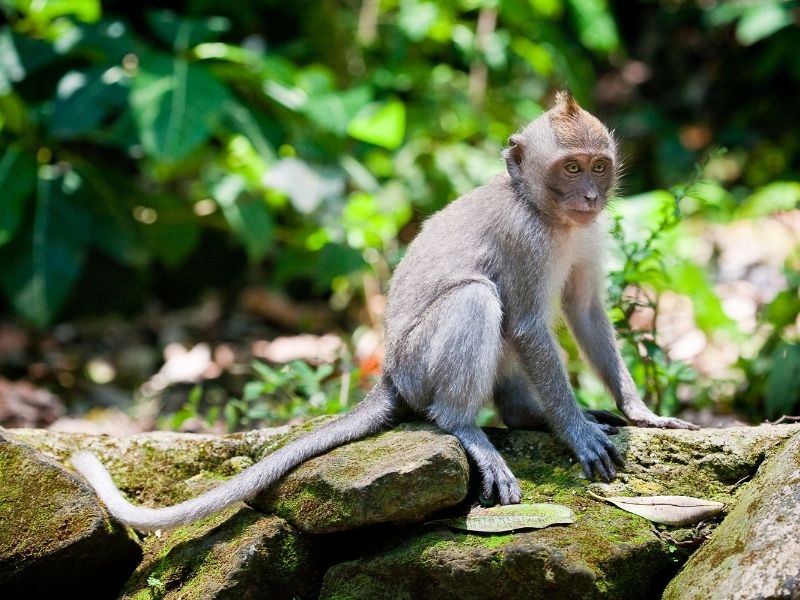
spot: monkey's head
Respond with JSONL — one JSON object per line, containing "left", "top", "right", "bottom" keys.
{"left": 503, "top": 91, "right": 618, "bottom": 227}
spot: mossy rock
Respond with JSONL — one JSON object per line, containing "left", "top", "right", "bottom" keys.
{"left": 122, "top": 504, "right": 319, "bottom": 600}
{"left": 0, "top": 429, "right": 142, "bottom": 599}
{"left": 663, "top": 431, "right": 800, "bottom": 599}
{"left": 251, "top": 423, "right": 470, "bottom": 533}
{"left": 319, "top": 424, "right": 800, "bottom": 600}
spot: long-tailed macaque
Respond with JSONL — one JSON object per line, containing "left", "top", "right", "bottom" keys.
{"left": 71, "top": 92, "right": 696, "bottom": 530}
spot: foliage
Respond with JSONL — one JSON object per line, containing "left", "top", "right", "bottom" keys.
{"left": 226, "top": 360, "right": 353, "bottom": 429}
{"left": 0, "top": 0, "right": 798, "bottom": 422}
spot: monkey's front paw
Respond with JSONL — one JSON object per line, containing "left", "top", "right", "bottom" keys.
{"left": 569, "top": 423, "right": 625, "bottom": 482}
{"left": 479, "top": 461, "right": 522, "bottom": 506}
{"left": 629, "top": 414, "right": 699, "bottom": 430}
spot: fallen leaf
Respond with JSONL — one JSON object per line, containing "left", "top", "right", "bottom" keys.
{"left": 440, "top": 503, "right": 575, "bottom": 533}
{"left": 588, "top": 491, "right": 724, "bottom": 525}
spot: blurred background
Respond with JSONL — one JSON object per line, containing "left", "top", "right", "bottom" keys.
{"left": 0, "top": 0, "right": 798, "bottom": 435}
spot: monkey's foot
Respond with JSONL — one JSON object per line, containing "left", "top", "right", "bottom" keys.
{"left": 567, "top": 421, "right": 625, "bottom": 482}
{"left": 478, "top": 460, "right": 523, "bottom": 506}
{"left": 626, "top": 411, "right": 699, "bottom": 430}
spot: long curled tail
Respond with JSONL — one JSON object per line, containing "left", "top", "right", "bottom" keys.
{"left": 71, "top": 379, "right": 401, "bottom": 531}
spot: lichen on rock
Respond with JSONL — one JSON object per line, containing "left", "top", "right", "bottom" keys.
{"left": 121, "top": 505, "right": 319, "bottom": 600}
{"left": 0, "top": 429, "right": 142, "bottom": 599}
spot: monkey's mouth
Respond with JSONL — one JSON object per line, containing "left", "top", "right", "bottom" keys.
{"left": 566, "top": 209, "right": 598, "bottom": 225}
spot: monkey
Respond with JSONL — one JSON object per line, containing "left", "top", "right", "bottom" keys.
{"left": 71, "top": 91, "right": 697, "bottom": 531}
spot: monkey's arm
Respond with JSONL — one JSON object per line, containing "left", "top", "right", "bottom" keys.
{"left": 562, "top": 265, "right": 698, "bottom": 429}
{"left": 512, "top": 316, "right": 624, "bottom": 481}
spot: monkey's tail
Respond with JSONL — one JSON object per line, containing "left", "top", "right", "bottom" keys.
{"left": 70, "top": 378, "right": 401, "bottom": 531}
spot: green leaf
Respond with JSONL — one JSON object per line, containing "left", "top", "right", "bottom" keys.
{"left": 302, "top": 87, "right": 371, "bottom": 137}
{"left": 440, "top": 503, "right": 576, "bottom": 533}
{"left": 147, "top": 10, "right": 230, "bottom": 51}
{"left": 0, "top": 145, "right": 36, "bottom": 247}
{"left": 566, "top": 0, "right": 619, "bottom": 54}
{"left": 48, "top": 68, "right": 129, "bottom": 139}
{"left": 764, "top": 289, "right": 800, "bottom": 330}
{"left": 130, "top": 52, "right": 230, "bottom": 161}
{"left": 735, "top": 3, "right": 793, "bottom": 46}
{"left": 347, "top": 100, "right": 406, "bottom": 150}
{"left": 668, "top": 262, "right": 736, "bottom": 333}
{"left": 212, "top": 174, "right": 275, "bottom": 263}
{"left": 22, "top": 0, "right": 101, "bottom": 24}
{"left": 0, "top": 27, "right": 58, "bottom": 93}
{"left": 222, "top": 101, "right": 276, "bottom": 163}
{"left": 737, "top": 181, "right": 800, "bottom": 218}
{"left": 765, "top": 343, "right": 800, "bottom": 420}
{"left": 0, "top": 167, "right": 91, "bottom": 327}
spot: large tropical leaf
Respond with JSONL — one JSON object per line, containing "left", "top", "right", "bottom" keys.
{"left": 130, "top": 52, "right": 230, "bottom": 160}
{"left": 0, "top": 144, "right": 36, "bottom": 247}
{"left": 48, "top": 68, "right": 129, "bottom": 139}
{"left": 0, "top": 167, "right": 91, "bottom": 327}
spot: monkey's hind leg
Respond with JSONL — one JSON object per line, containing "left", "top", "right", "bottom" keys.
{"left": 419, "top": 280, "right": 522, "bottom": 505}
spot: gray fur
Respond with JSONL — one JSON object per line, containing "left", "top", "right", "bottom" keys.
{"left": 72, "top": 95, "right": 695, "bottom": 530}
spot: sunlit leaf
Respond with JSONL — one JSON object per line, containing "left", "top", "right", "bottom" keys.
{"left": 0, "top": 145, "right": 36, "bottom": 247}
{"left": 735, "top": 3, "right": 793, "bottom": 46}
{"left": 566, "top": 0, "right": 619, "bottom": 53}
{"left": 263, "top": 159, "right": 345, "bottom": 214}
{"left": 529, "top": 0, "right": 564, "bottom": 18}
{"left": 668, "top": 263, "right": 736, "bottom": 333}
{"left": 212, "top": 174, "right": 275, "bottom": 263}
{"left": 397, "top": 0, "right": 439, "bottom": 41}
{"left": 737, "top": 181, "right": 800, "bottom": 218}
{"left": 440, "top": 503, "right": 576, "bottom": 532}
{"left": 21, "top": 0, "right": 101, "bottom": 25}
{"left": 347, "top": 100, "right": 406, "bottom": 149}
{"left": 302, "top": 87, "right": 371, "bottom": 137}
{"left": 130, "top": 52, "right": 230, "bottom": 160}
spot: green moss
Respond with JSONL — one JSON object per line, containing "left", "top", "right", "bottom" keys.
{"left": 0, "top": 444, "right": 98, "bottom": 558}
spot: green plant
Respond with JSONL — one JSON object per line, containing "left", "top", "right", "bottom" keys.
{"left": 224, "top": 360, "right": 357, "bottom": 430}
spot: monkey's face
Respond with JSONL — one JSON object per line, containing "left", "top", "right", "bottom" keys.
{"left": 546, "top": 152, "right": 615, "bottom": 226}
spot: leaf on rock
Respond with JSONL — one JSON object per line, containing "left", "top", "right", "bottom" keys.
{"left": 440, "top": 503, "right": 575, "bottom": 533}
{"left": 588, "top": 491, "right": 724, "bottom": 526}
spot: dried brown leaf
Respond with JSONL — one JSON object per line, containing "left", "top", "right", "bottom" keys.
{"left": 588, "top": 490, "right": 724, "bottom": 526}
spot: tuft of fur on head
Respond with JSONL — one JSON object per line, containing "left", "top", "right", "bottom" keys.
{"left": 548, "top": 91, "right": 615, "bottom": 153}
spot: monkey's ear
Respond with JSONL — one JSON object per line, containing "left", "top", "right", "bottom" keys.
{"left": 503, "top": 134, "right": 525, "bottom": 180}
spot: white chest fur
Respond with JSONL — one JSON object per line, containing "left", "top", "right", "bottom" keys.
{"left": 548, "top": 219, "right": 607, "bottom": 303}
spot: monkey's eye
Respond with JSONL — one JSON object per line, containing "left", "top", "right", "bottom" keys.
{"left": 592, "top": 162, "right": 607, "bottom": 174}
{"left": 564, "top": 162, "right": 581, "bottom": 174}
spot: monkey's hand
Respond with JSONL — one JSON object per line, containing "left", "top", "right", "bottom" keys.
{"left": 565, "top": 420, "right": 625, "bottom": 482}
{"left": 624, "top": 409, "right": 699, "bottom": 430}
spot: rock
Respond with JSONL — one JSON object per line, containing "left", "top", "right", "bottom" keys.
{"left": 319, "top": 425, "right": 800, "bottom": 600}
{"left": 0, "top": 429, "right": 142, "bottom": 599}
{"left": 5, "top": 422, "right": 799, "bottom": 599}
{"left": 11, "top": 427, "right": 288, "bottom": 506}
{"left": 251, "top": 423, "right": 470, "bottom": 533}
{"left": 121, "top": 505, "right": 319, "bottom": 600}
{"left": 663, "top": 431, "right": 800, "bottom": 600}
